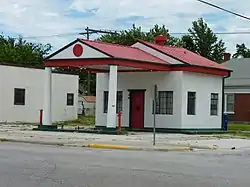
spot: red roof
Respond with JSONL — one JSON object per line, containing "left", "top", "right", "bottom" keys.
{"left": 46, "top": 37, "right": 230, "bottom": 76}
{"left": 83, "top": 96, "right": 96, "bottom": 103}
{"left": 138, "top": 40, "right": 229, "bottom": 70}
{"left": 79, "top": 39, "right": 169, "bottom": 65}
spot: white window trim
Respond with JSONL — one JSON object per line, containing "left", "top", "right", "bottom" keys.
{"left": 224, "top": 93, "right": 235, "bottom": 114}
{"left": 210, "top": 93, "right": 219, "bottom": 116}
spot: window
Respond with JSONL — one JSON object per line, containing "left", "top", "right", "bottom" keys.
{"left": 14, "top": 88, "right": 25, "bottom": 105}
{"left": 103, "top": 91, "right": 123, "bottom": 113}
{"left": 155, "top": 91, "right": 173, "bottom": 115}
{"left": 210, "top": 93, "right": 219, "bottom": 115}
{"left": 225, "top": 93, "right": 234, "bottom": 113}
{"left": 103, "top": 91, "right": 108, "bottom": 113}
{"left": 187, "top": 92, "right": 196, "bottom": 115}
{"left": 116, "top": 91, "right": 123, "bottom": 113}
{"left": 67, "top": 93, "right": 74, "bottom": 106}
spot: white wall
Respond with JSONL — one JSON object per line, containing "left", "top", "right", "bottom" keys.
{"left": 50, "top": 41, "right": 109, "bottom": 60}
{"left": 78, "top": 97, "right": 96, "bottom": 115}
{"left": 225, "top": 87, "right": 250, "bottom": 94}
{"left": 181, "top": 72, "right": 222, "bottom": 129}
{"left": 132, "top": 42, "right": 183, "bottom": 65}
{"left": 96, "top": 71, "right": 183, "bottom": 128}
{"left": 96, "top": 71, "right": 223, "bottom": 129}
{"left": 0, "top": 65, "right": 78, "bottom": 123}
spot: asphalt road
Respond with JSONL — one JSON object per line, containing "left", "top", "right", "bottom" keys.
{"left": 0, "top": 143, "right": 250, "bottom": 187}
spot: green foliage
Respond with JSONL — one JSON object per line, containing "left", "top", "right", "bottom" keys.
{"left": 227, "top": 123, "right": 250, "bottom": 138}
{"left": 233, "top": 43, "right": 250, "bottom": 58}
{"left": 229, "top": 123, "right": 250, "bottom": 131}
{"left": 53, "top": 68, "right": 96, "bottom": 95}
{"left": 0, "top": 35, "right": 52, "bottom": 65}
{"left": 54, "top": 115, "right": 95, "bottom": 126}
{"left": 98, "top": 24, "right": 183, "bottom": 46}
{"left": 182, "top": 18, "right": 226, "bottom": 63}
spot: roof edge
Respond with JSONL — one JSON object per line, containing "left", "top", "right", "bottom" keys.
{"left": 78, "top": 39, "right": 114, "bottom": 58}
{"left": 45, "top": 39, "right": 79, "bottom": 60}
{"left": 45, "top": 38, "right": 115, "bottom": 61}
{"left": 136, "top": 40, "right": 231, "bottom": 72}
{"left": 0, "top": 62, "right": 78, "bottom": 75}
{"left": 136, "top": 40, "right": 190, "bottom": 65}
{"left": 169, "top": 63, "right": 232, "bottom": 73}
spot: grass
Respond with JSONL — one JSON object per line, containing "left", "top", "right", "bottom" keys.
{"left": 226, "top": 123, "right": 250, "bottom": 138}
{"left": 0, "top": 138, "right": 9, "bottom": 142}
{"left": 54, "top": 115, "right": 95, "bottom": 127}
{"left": 228, "top": 124, "right": 250, "bottom": 131}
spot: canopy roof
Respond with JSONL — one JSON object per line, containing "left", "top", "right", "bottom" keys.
{"left": 45, "top": 38, "right": 231, "bottom": 76}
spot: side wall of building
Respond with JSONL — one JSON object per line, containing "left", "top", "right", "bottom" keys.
{"left": 224, "top": 89, "right": 250, "bottom": 122}
{"left": 96, "top": 71, "right": 223, "bottom": 130}
{"left": 0, "top": 65, "right": 78, "bottom": 123}
{"left": 96, "top": 71, "right": 183, "bottom": 129}
{"left": 181, "top": 72, "right": 223, "bottom": 129}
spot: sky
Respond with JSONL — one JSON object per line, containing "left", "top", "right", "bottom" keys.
{"left": 0, "top": 0, "right": 250, "bottom": 54}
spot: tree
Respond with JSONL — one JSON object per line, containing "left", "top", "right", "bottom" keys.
{"left": 53, "top": 68, "right": 96, "bottom": 95}
{"left": 0, "top": 35, "right": 52, "bottom": 66}
{"left": 90, "top": 24, "right": 183, "bottom": 95}
{"left": 233, "top": 43, "right": 250, "bottom": 58}
{"left": 98, "top": 24, "right": 183, "bottom": 46}
{"left": 182, "top": 18, "right": 226, "bottom": 63}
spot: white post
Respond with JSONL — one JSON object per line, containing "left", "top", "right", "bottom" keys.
{"left": 106, "top": 65, "right": 118, "bottom": 128}
{"left": 43, "top": 67, "right": 52, "bottom": 125}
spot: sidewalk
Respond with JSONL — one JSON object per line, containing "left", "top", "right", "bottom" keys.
{"left": 1, "top": 124, "right": 250, "bottom": 151}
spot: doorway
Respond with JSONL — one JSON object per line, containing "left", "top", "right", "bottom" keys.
{"left": 129, "top": 90, "right": 145, "bottom": 129}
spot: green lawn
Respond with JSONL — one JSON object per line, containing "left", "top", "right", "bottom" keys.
{"left": 227, "top": 123, "right": 250, "bottom": 138}
{"left": 228, "top": 123, "right": 250, "bottom": 131}
{"left": 54, "top": 115, "right": 95, "bottom": 127}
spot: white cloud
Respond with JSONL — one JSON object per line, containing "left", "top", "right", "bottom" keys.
{"left": 0, "top": 0, "right": 250, "bottom": 54}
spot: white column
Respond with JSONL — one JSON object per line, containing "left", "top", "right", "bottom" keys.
{"left": 106, "top": 65, "right": 118, "bottom": 128}
{"left": 43, "top": 67, "right": 52, "bottom": 125}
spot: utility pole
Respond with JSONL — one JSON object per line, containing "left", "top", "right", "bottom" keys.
{"left": 86, "top": 27, "right": 91, "bottom": 96}
{"left": 79, "top": 27, "right": 118, "bottom": 96}
{"left": 153, "top": 100, "right": 156, "bottom": 145}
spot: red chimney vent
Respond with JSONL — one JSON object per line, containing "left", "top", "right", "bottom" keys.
{"left": 223, "top": 53, "right": 231, "bottom": 62}
{"left": 155, "top": 35, "right": 167, "bottom": 46}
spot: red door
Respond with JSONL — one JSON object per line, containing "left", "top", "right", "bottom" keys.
{"left": 130, "top": 91, "right": 145, "bottom": 129}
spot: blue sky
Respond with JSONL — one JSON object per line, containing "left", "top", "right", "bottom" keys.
{"left": 0, "top": 0, "right": 250, "bottom": 53}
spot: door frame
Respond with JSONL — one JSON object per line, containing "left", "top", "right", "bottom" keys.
{"left": 128, "top": 89, "right": 146, "bottom": 129}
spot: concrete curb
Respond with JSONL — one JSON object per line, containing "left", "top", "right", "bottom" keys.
{"left": 164, "top": 143, "right": 218, "bottom": 150}
{"left": 87, "top": 144, "right": 193, "bottom": 152}
{"left": 0, "top": 138, "right": 65, "bottom": 146}
{"left": 87, "top": 144, "right": 142, "bottom": 150}
{"left": 189, "top": 145, "right": 217, "bottom": 150}
{"left": 0, "top": 139, "right": 196, "bottom": 152}
{"left": 153, "top": 147, "right": 193, "bottom": 152}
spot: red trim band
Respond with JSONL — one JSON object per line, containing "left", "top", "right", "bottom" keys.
{"left": 45, "top": 59, "right": 229, "bottom": 76}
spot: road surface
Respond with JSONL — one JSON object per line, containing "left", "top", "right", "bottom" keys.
{"left": 0, "top": 142, "right": 249, "bottom": 187}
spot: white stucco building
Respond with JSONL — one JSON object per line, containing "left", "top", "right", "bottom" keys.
{"left": 0, "top": 64, "right": 78, "bottom": 123}
{"left": 44, "top": 35, "right": 230, "bottom": 133}
{"left": 78, "top": 96, "right": 96, "bottom": 115}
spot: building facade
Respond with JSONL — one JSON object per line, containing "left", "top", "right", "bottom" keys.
{"left": 0, "top": 64, "right": 78, "bottom": 123}
{"left": 43, "top": 35, "right": 230, "bottom": 132}
{"left": 78, "top": 96, "right": 96, "bottom": 115}
{"left": 96, "top": 71, "right": 223, "bottom": 130}
{"left": 224, "top": 58, "right": 250, "bottom": 122}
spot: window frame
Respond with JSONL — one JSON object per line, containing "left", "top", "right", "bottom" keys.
{"left": 155, "top": 91, "right": 173, "bottom": 115}
{"left": 210, "top": 93, "right": 219, "bottom": 116}
{"left": 103, "top": 91, "right": 123, "bottom": 113}
{"left": 14, "top": 88, "right": 26, "bottom": 106}
{"left": 225, "top": 93, "right": 235, "bottom": 114}
{"left": 67, "top": 93, "right": 74, "bottom": 106}
{"left": 187, "top": 92, "right": 196, "bottom": 115}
